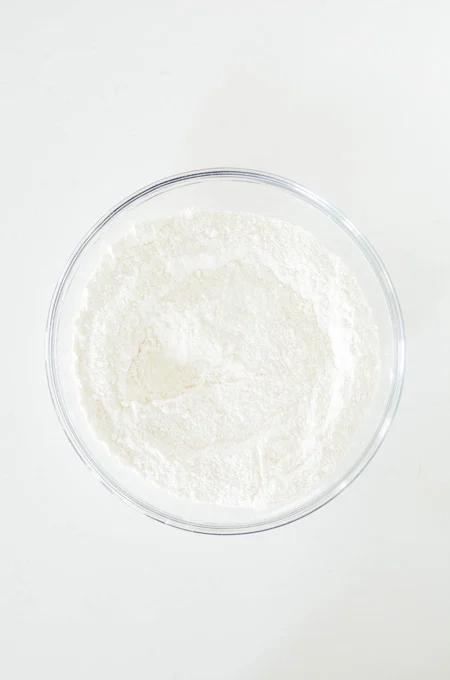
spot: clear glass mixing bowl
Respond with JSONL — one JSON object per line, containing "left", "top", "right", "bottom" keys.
{"left": 46, "top": 168, "right": 405, "bottom": 534}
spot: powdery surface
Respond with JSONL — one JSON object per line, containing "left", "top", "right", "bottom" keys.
{"left": 74, "top": 210, "right": 380, "bottom": 507}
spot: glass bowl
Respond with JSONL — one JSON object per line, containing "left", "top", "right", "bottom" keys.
{"left": 46, "top": 168, "right": 405, "bottom": 534}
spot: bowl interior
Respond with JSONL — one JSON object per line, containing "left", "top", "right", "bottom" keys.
{"left": 47, "top": 170, "right": 404, "bottom": 533}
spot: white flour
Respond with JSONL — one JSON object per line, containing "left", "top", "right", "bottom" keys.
{"left": 74, "top": 210, "right": 380, "bottom": 507}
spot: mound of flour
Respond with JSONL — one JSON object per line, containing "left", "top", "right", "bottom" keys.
{"left": 74, "top": 210, "right": 379, "bottom": 507}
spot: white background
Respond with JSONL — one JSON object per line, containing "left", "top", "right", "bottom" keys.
{"left": 2, "top": 1, "right": 450, "bottom": 678}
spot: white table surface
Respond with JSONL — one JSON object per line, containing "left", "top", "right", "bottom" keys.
{"left": 2, "top": 1, "right": 450, "bottom": 677}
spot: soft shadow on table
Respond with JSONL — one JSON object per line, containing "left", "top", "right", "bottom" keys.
{"left": 179, "top": 66, "right": 358, "bottom": 191}
{"left": 379, "top": 230, "right": 447, "bottom": 338}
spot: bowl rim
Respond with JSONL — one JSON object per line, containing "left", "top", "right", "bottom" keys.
{"left": 46, "top": 167, "right": 406, "bottom": 535}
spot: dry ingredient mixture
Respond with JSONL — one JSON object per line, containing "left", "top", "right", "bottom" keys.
{"left": 74, "top": 210, "right": 380, "bottom": 507}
